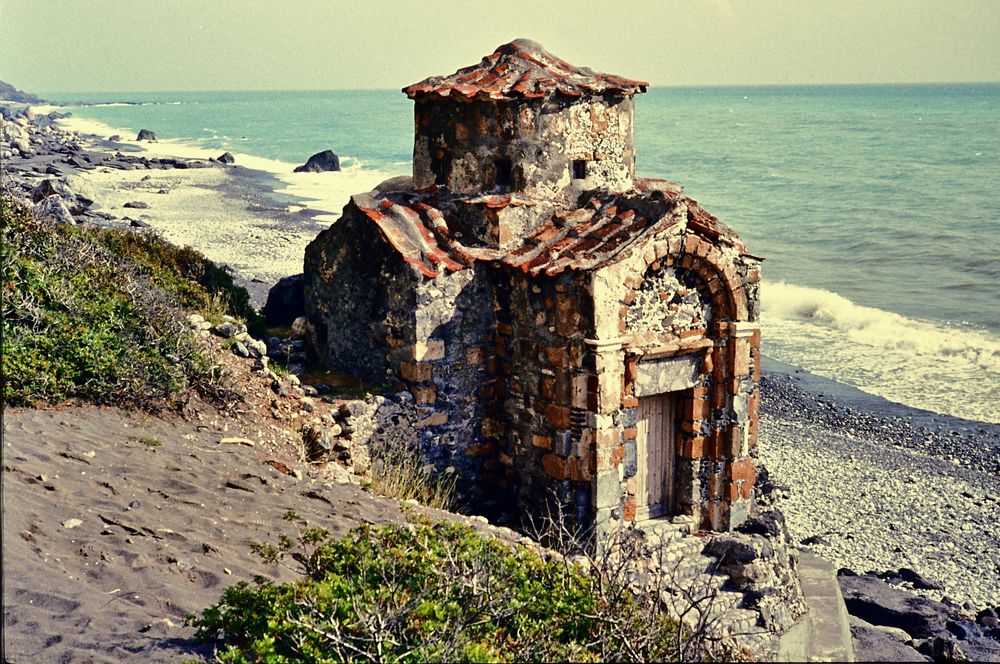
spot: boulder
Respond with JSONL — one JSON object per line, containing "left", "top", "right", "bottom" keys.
{"left": 33, "top": 194, "right": 74, "bottom": 224}
{"left": 108, "top": 134, "right": 122, "bottom": 142}
{"left": 262, "top": 274, "right": 305, "bottom": 327}
{"left": 136, "top": 128, "right": 157, "bottom": 142}
{"left": 216, "top": 151, "right": 235, "bottom": 164}
{"left": 293, "top": 149, "right": 340, "bottom": 173}
{"left": 839, "top": 574, "right": 950, "bottom": 639}
{"left": 31, "top": 178, "right": 93, "bottom": 215}
{"left": 850, "top": 621, "right": 928, "bottom": 662}
{"left": 123, "top": 201, "right": 150, "bottom": 209}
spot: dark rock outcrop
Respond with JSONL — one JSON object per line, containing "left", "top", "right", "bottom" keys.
{"left": 216, "top": 151, "right": 235, "bottom": 164}
{"left": 839, "top": 573, "right": 949, "bottom": 639}
{"left": 136, "top": 129, "right": 157, "bottom": 142}
{"left": 262, "top": 274, "right": 306, "bottom": 327}
{"left": 0, "top": 80, "right": 42, "bottom": 103}
{"left": 293, "top": 149, "right": 340, "bottom": 173}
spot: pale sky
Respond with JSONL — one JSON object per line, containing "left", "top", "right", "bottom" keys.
{"left": 1, "top": 0, "right": 998, "bottom": 92}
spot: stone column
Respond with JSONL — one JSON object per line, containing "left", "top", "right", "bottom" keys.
{"left": 585, "top": 336, "right": 626, "bottom": 544}
{"left": 719, "top": 321, "right": 760, "bottom": 529}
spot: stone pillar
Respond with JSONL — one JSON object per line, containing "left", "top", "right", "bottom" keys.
{"left": 585, "top": 336, "right": 626, "bottom": 544}
{"left": 718, "top": 321, "right": 760, "bottom": 529}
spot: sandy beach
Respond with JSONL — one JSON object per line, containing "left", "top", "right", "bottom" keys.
{"left": 3, "top": 104, "right": 999, "bottom": 662}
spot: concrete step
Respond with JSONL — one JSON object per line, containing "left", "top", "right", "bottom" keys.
{"left": 775, "top": 551, "right": 855, "bottom": 662}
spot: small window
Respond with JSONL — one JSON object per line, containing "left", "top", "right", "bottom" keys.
{"left": 495, "top": 158, "right": 513, "bottom": 190}
{"left": 572, "top": 159, "right": 587, "bottom": 180}
{"left": 431, "top": 149, "right": 451, "bottom": 186}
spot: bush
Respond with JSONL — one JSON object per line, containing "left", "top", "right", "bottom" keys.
{"left": 188, "top": 517, "right": 681, "bottom": 663}
{"left": 1, "top": 194, "right": 256, "bottom": 409}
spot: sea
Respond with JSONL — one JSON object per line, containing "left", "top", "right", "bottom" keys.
{"left": 40, "top": 84, "right": 1000, "bottom": 425}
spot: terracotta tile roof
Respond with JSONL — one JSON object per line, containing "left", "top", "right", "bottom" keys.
{"left": 403, "top": 39, "right": 648, "bottom": 101}
{"left": 353, "top": 183, "right": 747, "bottom": 280}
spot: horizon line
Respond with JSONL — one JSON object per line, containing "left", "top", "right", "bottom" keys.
{"left": 18, "top": 80, "right": 1000, "bottom": 97}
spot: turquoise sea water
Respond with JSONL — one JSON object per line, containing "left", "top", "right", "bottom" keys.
{"left": 43, "top": 85, "right": 1000, "bottom": 423}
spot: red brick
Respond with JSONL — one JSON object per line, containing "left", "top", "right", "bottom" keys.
{"left": 730, "top": 458, "right": 755, "bottom": 484}
{"left": 731, "top": 338, "right": 750, "bottom": 377}
{"left": 531, "top": 434, "right": 553, "bottom": 450}
{"left": 686, "top": 397, "right": 710, "bottom": 421}
{"left": 683, "top": 234, "right": 700, "bottom": 255}
{"left": 540, "top": 377, "right": 556, "bottom": 401}
{"left": 623, "top": 496, "right": 637, "bottom": 521}
{"left": 466, "top": 442, "right": 496, "bottom": 457}
{"left": 681, "top": 437, "right": 705, "bottom": 459}
{"left": 544, "top": 404, "right": 571, "bottom": 429}
{"left": 545, "top": 344, "right": 568, "bottom": 367}
{"left": 541, "top": 453, "right": 569, "bottom": 480}
{"left": 712, "top": 385, "right": 728, "bottom": 411}
{"left": 610, "top": 445, "right": 625, "bottom": 466}
{"left": 621, "top": 395, "right": 639, "bottom": 409}
{"left": 623, "top": 427, "right": 638, "bottom": 441}
{"left": 400, "top": 361, "right": 432, "bottom": 383}
{"left": 725, "top": 481, "right": 741, "bottom": 502}
{"left": 708, "top": 429, "right": 724, "bottom": 459}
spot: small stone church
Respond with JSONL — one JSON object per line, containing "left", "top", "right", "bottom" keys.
{"left": 304, "top": 39, "right": 762, "bottom": 540}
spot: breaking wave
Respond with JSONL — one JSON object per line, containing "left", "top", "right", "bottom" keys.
{"left": 761, "top": 281, "right": 1000, "bottom": 423}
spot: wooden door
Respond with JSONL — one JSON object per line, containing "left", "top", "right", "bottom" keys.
{"left": 635, "top": 393, "right": 675, "bottom": 521}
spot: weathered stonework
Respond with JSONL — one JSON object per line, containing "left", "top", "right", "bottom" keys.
{"left": 304, "top": 39, "right": 763, "bottom": 544}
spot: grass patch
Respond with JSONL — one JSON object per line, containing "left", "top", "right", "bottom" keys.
{"left": 1, "top": 194, "right": 258, "bottom": 409}
{"left": 188, "top": 518, "right": 682, "bottom": 662}
{"left": 138, "top": 436, "right": 163, "bottom": 447}
{"left": 368, "top": 445, "right": 457, "bottom": 511}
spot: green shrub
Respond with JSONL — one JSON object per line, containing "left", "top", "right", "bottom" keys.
{"left": 188, "top": 519, "right": 681, "bottom": 663}
{"left": 0, "top": 194, "right": 256, "bottom": 409}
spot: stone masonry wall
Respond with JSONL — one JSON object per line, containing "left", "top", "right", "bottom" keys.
{"left": 303, "top": 202, "right": 417, "bottom": 384}
{"left": 494, "top": 267, "right": 595, "bottom": 528}
{"left": 394, "top": 265, "right": 502, "bottom": 512}
{"left": 413, "top": 95, "right": 635, "bottom": 210}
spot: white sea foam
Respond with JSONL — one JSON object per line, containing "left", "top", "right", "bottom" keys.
{"left": 56, "top": 114, "right": 396, "bottom": 224}
{"left": 762, "top": 280, "right": 1000, "bottom": 423}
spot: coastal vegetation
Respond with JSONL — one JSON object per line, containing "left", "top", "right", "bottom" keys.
{"left": 189, "top": 514, "right": 682, "bottom": 663}
{"left": 1, "top": 194, "right": 260, "bottom": 409}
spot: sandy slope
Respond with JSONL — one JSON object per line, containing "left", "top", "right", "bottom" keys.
{"left": 1, "top": 404, "right": 482, "bottom": 663}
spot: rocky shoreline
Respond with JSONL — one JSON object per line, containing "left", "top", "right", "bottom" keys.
{"left": 1, "top": 100, "right": 333, "bottom": 307}
{"left": 758, "top": 362, "right": 1000, "bottom": 660}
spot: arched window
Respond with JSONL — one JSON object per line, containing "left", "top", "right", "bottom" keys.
{"left": 431, "top": 149, "right": 451, "bottom": 186}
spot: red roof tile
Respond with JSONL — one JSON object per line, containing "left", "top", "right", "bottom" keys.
{"left": 354, "top": 186, "right": 747, "bottom": 280}
{"left": 403, "top": 39, "right": 648, "bottom": 101}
